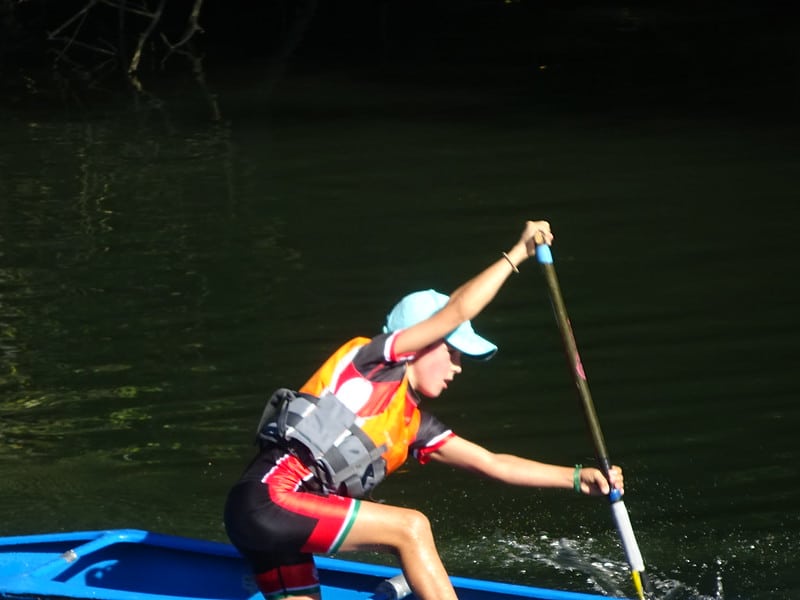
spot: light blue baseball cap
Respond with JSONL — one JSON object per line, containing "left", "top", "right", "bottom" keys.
{"left": 382, "top": 289, "right": 498, "bottom": 360}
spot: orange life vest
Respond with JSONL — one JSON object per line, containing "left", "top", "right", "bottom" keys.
{"left": 299, "top": 337, "right": 422, "bottom": 480}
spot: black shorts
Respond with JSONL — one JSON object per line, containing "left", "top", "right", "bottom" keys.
{"left": 224, "top": 446, "right": 361, "bottom": 598}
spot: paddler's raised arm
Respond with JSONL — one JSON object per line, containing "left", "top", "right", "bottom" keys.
{"left": 392, "top": 220, "right": 553, "bottom": 357}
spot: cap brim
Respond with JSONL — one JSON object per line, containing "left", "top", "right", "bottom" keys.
{"left": 446, "top": 322, "right": 497, "bottom": 361}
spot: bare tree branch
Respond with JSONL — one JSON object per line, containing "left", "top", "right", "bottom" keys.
{"left": 260, "top": 0, "right": 318, "bottom": 98}
{"left": 162, "top": 0, "right": 204, "bottom": 58}
{"left": 47, "top": 0, "right": 100, "bottom": 40}
{"left": 99, "top": 0, "right": 159, "bottom": 19}
{"left": 48, "top": 36, "right": 118, "bottom": 58}
{"left": 43, "top": 0, "right": 217, "bottom": 112}
{"left": 128, "top": 0, "right": 165, "bottom": 76}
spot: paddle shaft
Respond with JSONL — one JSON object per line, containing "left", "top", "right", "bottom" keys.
{"left": 535, "top": 244, "right": 652, "bottom": 600}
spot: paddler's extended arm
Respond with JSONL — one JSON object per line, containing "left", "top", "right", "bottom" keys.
{"left": 431, "top": 436, "right": 624, "bottom": 497}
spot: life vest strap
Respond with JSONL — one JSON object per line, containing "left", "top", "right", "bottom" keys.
{"left": 257, "top": 388, "right": 387, "bottom": 497}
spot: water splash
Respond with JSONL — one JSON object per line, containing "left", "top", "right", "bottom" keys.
{"left": 443, "top": 530, "right": 724, "bottom": 600}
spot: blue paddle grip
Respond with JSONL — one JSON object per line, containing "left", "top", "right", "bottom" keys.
{"left": 535, "top": 244, "right": 553, "bottom": 264}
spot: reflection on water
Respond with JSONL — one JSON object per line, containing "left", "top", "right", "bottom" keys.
{"left": 2, "top": 64, "right": 800, "bottom": 600}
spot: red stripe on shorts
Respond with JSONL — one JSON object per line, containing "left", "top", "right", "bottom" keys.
{"left": 263, "top": 454, "right": 359, "bottom": 553}
{"left": 254, "top": 563, "right": 319, "bottom": 598}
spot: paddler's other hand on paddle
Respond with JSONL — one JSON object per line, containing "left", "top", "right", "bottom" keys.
{"left": 519, "top": 220, "right": 553, "bottom": 256}
{"left": 578, "top": 465, "right": 624, "bottom": 496}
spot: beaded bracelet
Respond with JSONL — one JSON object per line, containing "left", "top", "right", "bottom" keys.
{"left": 573, "top": 464, "right": 583, "bottom": 494}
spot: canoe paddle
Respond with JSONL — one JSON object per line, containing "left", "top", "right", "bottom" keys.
{"left": 534, "top": 241, "right": 653, "bottom": 600}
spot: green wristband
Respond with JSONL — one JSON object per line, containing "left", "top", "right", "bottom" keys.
{"left": 573, "top": 464, "right": 583, "bottom": 494}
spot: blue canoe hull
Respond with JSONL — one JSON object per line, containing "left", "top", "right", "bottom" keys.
{"left": 0, "top": 529, "right": 627, "bottom": 600}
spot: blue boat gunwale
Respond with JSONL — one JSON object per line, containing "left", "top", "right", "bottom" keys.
{"left": 0, "top": 529, "right": 632, "bottom": 600}
{"left": 0, "top": 530, "right": 243, "bottom": 580}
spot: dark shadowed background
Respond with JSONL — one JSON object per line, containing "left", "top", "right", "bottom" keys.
{"left": 2, "top": 2, "right": 799, "bottom": 599}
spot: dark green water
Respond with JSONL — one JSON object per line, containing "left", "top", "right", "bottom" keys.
{"left": 2, "top": 12, "right": 799, "bottom": 598}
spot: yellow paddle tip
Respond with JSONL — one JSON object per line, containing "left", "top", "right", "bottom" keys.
{"left": 631, "top": 570, "right": 646, "bottom": 600}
